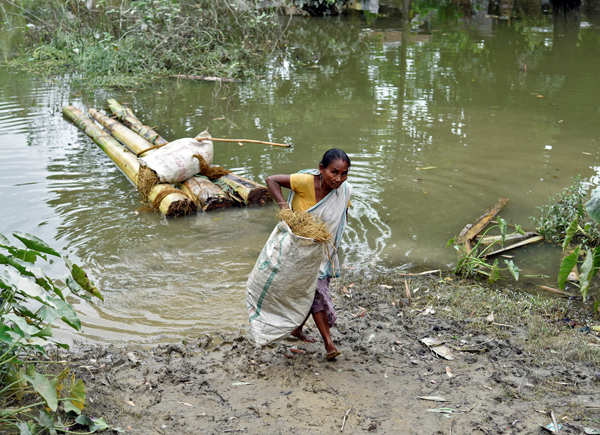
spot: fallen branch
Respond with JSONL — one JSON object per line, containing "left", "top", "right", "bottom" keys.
{"left": 457, "top": 198, "right": 509, "bottom": 243}
{"left": 170, "top": 74, "right": 240, "bottom": 83}
{"left": 397, "top": 269, "right": 441, "bottom": 277}
{"left": 538, "top": 285, "right": 573, "bottom": 297}
{"left": 482, "top": 235, "right": 544, "bottom": 258}
{"left": 477, "top": 231, "right": 538, "bottom": 245}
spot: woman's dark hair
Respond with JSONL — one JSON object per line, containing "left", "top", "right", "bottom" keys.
{"left": 320, "top": 148, "right": 351, "bottom": 168}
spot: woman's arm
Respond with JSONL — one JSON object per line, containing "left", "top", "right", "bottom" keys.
{"left": 265, "top": 174, "right": 292, "bottom": 209}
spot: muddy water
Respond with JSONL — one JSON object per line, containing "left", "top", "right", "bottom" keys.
{"left": 1, "top": 10, "right": 600, "bottom": 343}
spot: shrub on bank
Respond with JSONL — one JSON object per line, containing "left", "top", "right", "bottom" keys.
{"left": 3, "top": 0, "right": 284, "bottom": 87}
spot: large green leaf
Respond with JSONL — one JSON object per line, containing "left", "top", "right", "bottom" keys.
{"left": 6, "top": 313, "right": 41, "bottom": 336}
{"left": 585, "top": 187, "right": 600, "bottom": 224}
{"left": 579, "top": 248, "right": 596, "bottom": 302}
{"left": 0, "top": 233, "right": 10, "bottom": 246}
{"left": 70, "top": 378, "right": 86, "bottom": 412}
{"left": 12, "top": 232, "right": 60, "bottom": 257}
{"left": 6, "top": 247, "right": 42, "bottom": 264}
{"left": 71, "top": 264, "right": 103, "bottom": 301}
{"left": 562, "top": 218, "right": 578, "bottom": 252}
{"left": 0, "top": 253, "right": 34, "bottom": 277}
{"left": 23, "top": 370, "right": 58, "bottom": 412}
{"left": 51, "top": 298, "right": 81, "bottom": 330}
{"left": 504, "top": 259, "right": 520, "bottom": 281}
{"left": 75, "top": 415, "right": 109, "bottom": 432}
{"left": 558, "top": 247, "right": 580, "bottom": 290}
{"left": 0, "top": 324, "right": 15, "bottom": 344}
{"left": 16, "top": 421, "right": 34, "bottom": 435}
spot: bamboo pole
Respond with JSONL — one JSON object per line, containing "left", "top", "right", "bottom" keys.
{"left": 89, "top": 108, "right": 153, "bottom": 155}
{"left": 63, "top": 106, "right": 195, "bottom": 217}
{"left": 63, "top": 106, "right": 139, "bottom": 183}
{"left": 105, "top": 102, "right": 237, "bottom": 210}
{"left": 106, "top": 99, "right": 168, "bottom": 146}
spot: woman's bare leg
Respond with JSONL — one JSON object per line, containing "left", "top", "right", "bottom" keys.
{"left": 312, "top": 311, "right": 338, "bottom": 355}
{"left": 291, "top": 313, "right": 316, "bottom": 342}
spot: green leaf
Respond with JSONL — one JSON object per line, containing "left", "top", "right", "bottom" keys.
{"left": 63, "top": 399, "right": 82, "bottom": 415}
{"left": 52, "top": 298, "right": 81, "bottom": 330}
{"left": 70, "top": 378, "right": 86, "bottom": 412}
{"left": 7, "top": 247, "right": 42, "bottom": 263}
{"left": 16, "top": 421, "right": 34, "bottom": 435}
{"left": 585, "top": 187, "right": 600, "bottom": 224}
{"left": 71, "top": 264, "right": 103, "bottom": 301}
{"left": 579, "top": 248, "right": 596, "bottom": 302}
{"left": 558, "top": 247, "right": 580, "bottom": 290}
{"left": 75, "top": 414, "right": 110, "bottom": 431}
{"left": 6, "top": 313, "right": 41, "bottom": 336}
{"left": 0, "top": 233, "right": 10, "bottom": 246}
{"left": 504, "top": 259, "right": 520, "bottom": 281}
{"left": 0, "top": 325, "right": 15, "bottom": 344}
{"left": 12, "top": 232, "right": 60, "bottom": 257}
{"left": 24, "top": 370, "right": 58, "bottom": 411}
{"left": 562, "top": 218, "right": 578, "bottom": 251}
{"left": 488, "top": 259, "right": 500, "bottom": 283}
{"left": 498, "top": 217, "right": 507, "bottom": 244}
{"left": 90, "top": 417, "right": 109, "bottom": 432}
{"left": 0, "top": 253, "right": 34, "bottom": 277}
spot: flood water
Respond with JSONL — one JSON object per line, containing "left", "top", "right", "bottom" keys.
{"left": 1, "top": 8, "right": 600, "bottom": 344}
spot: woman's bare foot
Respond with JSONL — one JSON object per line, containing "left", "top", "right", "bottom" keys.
{"left": 291, "top": 326, "right": 316, "bottom": 343}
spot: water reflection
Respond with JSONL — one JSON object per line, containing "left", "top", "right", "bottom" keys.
{"left": 1, "top": 8, "right": 600, "bottom": 343}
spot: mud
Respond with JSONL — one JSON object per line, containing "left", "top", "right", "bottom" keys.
{"left": 61, "top": 274, "right": 600, "bottom": 434}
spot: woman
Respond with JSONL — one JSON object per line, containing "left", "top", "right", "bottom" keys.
{"left": 265, "top": 148, "right": 351, "bottom": 360}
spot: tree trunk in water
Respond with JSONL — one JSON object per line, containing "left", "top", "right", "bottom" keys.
{"left": 106, "top": 99, "right": 168, "bottom": 146}
{"left": 63, "top": 106, "right": 195, "bottom": 217}
{"left": 181, "top": 176, "right": 235, "bottom": 211}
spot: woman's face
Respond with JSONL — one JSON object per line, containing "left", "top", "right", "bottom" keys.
{"left": 320, "top": 158, "right": 350, "bottom": 191}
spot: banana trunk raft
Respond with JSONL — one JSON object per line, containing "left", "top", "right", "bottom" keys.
{"left": 63, "top": 101, "right": 272, "bottom": 217}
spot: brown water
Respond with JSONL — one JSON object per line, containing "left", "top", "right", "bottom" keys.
{"left": 1, "top": 10, "right": 599, "bottom": 344}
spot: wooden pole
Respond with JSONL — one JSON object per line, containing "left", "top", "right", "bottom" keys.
{"left": 63, "top": 106, "right": 195, "bottom": 217}
{"left": 106, "top": 99, "right": 168, "bottom": 146}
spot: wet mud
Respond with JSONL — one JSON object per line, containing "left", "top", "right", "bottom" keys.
{"left": 62, "top": 275, "right": 600, "bottom": 434}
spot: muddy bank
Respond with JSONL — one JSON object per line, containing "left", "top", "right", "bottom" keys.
{"left": 61, "top": 273, "right": 600, "bottom": 434}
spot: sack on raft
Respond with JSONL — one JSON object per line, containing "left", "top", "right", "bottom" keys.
{"left": 139, "top": 134, "right": 214, "bottom": 184}
{"left": 246, "top": 221, "right": 324, "bottom": 346}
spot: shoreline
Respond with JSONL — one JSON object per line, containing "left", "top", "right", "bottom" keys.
{"left": 52, "top": 272, "right": 599, "bottom": 434}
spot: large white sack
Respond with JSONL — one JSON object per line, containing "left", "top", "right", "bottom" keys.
{"left": 140, "top": 136, "right": 214, "bottom": 183}
{"left": 246, "top": 221, "right": 324, "bottom": 346}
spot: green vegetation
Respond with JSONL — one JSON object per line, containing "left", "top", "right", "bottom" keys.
{"left": 532, "top": 177, "right": 600, "bottom": 247}
{"left": 532, "top": 178, "right": 600, "bottom": 303}
{"left": 448, "top": 219, "right": 522, "bottom": 283}
{"left": 1, "top": 0, "right": 285, "bottom": 88}
{"left": 0, "top": 232, "right": 107, "bottom": 433}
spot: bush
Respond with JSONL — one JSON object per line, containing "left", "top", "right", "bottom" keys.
{"left": 0, "top": 232, "right": 107, "bottom": 433}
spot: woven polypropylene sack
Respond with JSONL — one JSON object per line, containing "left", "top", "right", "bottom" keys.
{"left": 140, "top": 137, "right": 213, "bottom": 183}
{"left": 246, "top": 221, "right": 323, "bottom": 346}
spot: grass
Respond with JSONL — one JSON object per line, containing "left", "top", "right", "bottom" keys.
{"left": 2, "top": 0, "right": 286, "bottom": 88}
{"left": 340, "top": 271, "right": 600, "bottom": 364}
